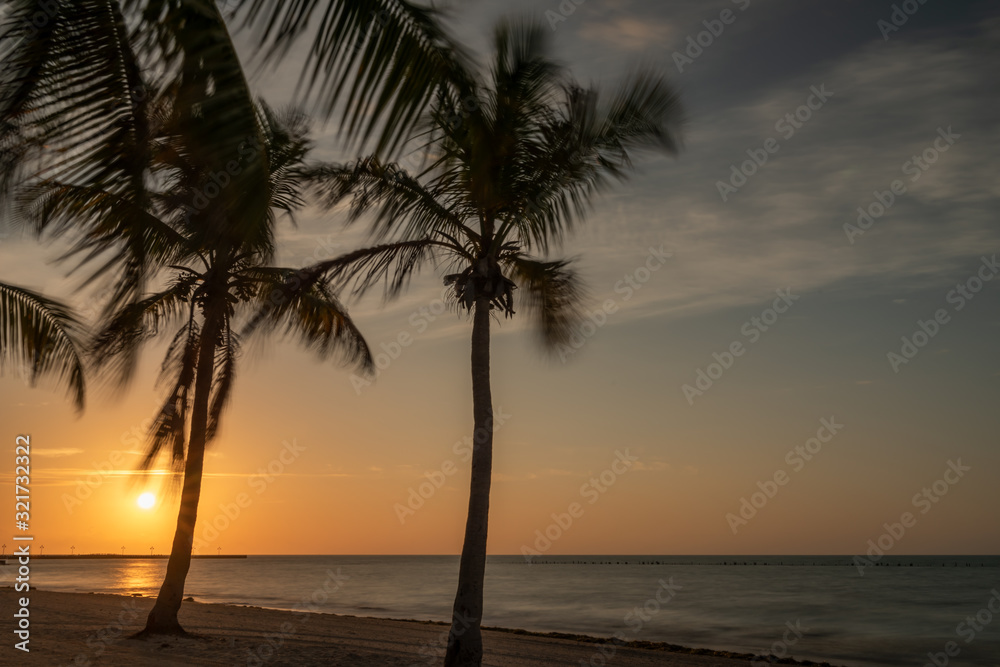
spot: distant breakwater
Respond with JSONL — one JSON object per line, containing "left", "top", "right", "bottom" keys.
{"left": 15, "top": 554, "right": 247, "bottom": 560}
{"left": 513, "top": 559, "right": 994, "bottom": 566}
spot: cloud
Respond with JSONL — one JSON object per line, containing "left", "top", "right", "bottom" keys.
{"left": 560, "top": 16, "right": 1000, "bottom": 325}
{"left": 30, "top": 448, "right": 84, "bottom": 458}
{"left": 631, "top": 460, "right": 672, "bottom": 472}
{"left": 495, "top": 468, "right": 579, "bottom": 482}
{"left": 579, "top": 16, "right": 673, "bottom": 51}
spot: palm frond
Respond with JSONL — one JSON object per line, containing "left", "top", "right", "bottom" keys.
{"left": 258, "top": 102, "right": 312, "bottom": 221}
{"left": 486, "top": 18, "right": 561, "bottom": 134}
{"left": 305, "top": 157, "right": 476, "bottom": 244}
{"left": 505, "top": 256, "right": 587, "bottom": 349}
{"left": 239, "top": 266, "right": 373, "bottom": 373}
{"left": 141, "top": 319, "right": 199, "bottom": 472}
{"left": 0, "top": 281, "right": 86, "bottom": 410}
{"left": 0, "top": 0, "right": 166, "bottom": 307}
{"left": 596, "top": 68, "right": 685, "bottom": 156}
{"left": 238, "top": 0, "right": 475, "bottom": 154}
{"left": 91, "top": 274, "right": 199, "bottom": 388}
{"left": 311, "top": 239, "right": 441, "bottom": 300}
{"left": 0, "top": 0, "right": 153, "bottom": 202}
{"left": 16, "top": 181, "right": 190, "bottom": 309}
{"left": 206, "top": 320, "right": 237, "bottom": 442}
{"left": 501, "top": 69, "right": 683, "bottom": 254}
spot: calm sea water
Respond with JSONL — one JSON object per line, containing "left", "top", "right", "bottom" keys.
{"left": 3, "top": 555, "right": 998, "bottom": 666}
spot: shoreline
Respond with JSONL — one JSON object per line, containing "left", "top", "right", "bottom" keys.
{"left": 1, "top": 587, "right": 843, "bottom": 666}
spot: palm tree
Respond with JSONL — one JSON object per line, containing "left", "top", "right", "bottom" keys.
{"left": 291, "top": 20, "right": 683, "bottom": 665}
{"left": 99, "top": 108, "right": 374, "bottom": 637}
{"left": 34, "top": 99, "right": 372, "bottom": 634}
{"left": 0, "top": 281, "right": 86, "bottom": 410}
{"left": 0, "top": 2, "right": 375, "bottom": 635}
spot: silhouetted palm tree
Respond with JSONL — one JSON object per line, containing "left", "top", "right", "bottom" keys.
{"left": 0, "top": 281, "right": 86, "bottom": 410}
{"left": 90, "top": 105, "right": 372, "bottom": 636}
{"left": 0, "top": 1, "right": 376, "bottom": 635}
{"left": 292, "top": 20, "right": 683, "bottom": 665}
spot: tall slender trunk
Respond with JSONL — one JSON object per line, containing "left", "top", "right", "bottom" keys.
{"left": 444, "top": 296, "right": 494, "bottom": 667}
{"left": 140, "top": 305, "right": 222, "bottom": 635}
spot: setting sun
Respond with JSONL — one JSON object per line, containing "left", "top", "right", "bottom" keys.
{"left": 137, "top": 492, "right": 156, "bottom": 510}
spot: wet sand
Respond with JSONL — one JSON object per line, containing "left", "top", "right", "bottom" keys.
{"left": 1, "top": 587, "right": 839, "bottom": 666}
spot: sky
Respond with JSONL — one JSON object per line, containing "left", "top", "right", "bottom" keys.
{"left": 1, "top": 0, "right": 998, "bottom": 557}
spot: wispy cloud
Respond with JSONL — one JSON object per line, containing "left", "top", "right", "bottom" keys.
{"left": 559, "top": 17, "right": 1000, "bottom": 325}
{"left": 31, "top": 447, "right": 84, "bottom": 458}
{"left": 631, "top": 460, "right": 672, "bottom": 472}
{"left": 580, "top": 17, "right": 673, "bottom": 51}
{"left": 495, "top": 468, "right": 578, "bottom": 482}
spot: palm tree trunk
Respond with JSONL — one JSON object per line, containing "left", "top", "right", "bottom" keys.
{"left": 444, "top": 295, "right": 494, "bottom": 667}
{"left": 140, "top": 306, "right": 222, "bottom": 635}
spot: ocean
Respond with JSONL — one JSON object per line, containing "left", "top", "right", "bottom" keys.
{"left": 4, "top": 555, "right": 998, "bottom": 666}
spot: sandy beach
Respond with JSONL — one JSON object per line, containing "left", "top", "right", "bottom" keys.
{"left": 1, "top": 588, "right": 842, "bottom": 666}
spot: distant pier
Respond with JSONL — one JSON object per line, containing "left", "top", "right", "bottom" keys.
{"left": 17, "top": 554, "right": 247, "bottom": 560}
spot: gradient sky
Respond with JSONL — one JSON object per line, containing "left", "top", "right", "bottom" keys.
{"left": 1, "top": 0, "right": 998, "bottom": 557}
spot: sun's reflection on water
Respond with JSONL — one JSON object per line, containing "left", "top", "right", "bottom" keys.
{"left": 110, "top": 560, "right": 164, "bottom": 596}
